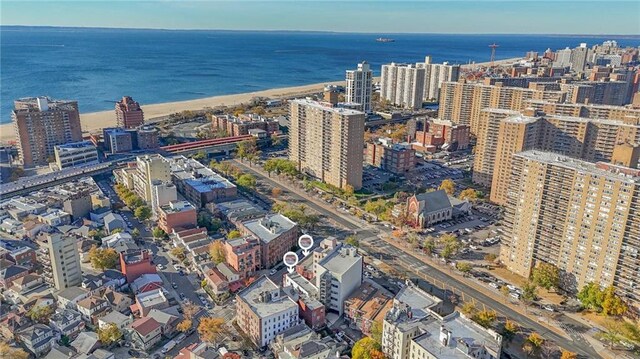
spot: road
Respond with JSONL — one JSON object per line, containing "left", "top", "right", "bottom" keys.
{"left": 232, "top": 160, "right": 601, "bottom": 359}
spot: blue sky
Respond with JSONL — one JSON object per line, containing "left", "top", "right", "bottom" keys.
{"left": 2, "top": 1, "right": 639, "bottom": 34}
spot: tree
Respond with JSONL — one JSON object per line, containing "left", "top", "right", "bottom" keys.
{"left": 263, "top": 159, "right": 278, "bottom": 177}
{"left": 97, "top": 323, "right": 123, "bottom": 346}
{"left": 500, "top": 286, "right": 511, "bottom": 302}
{"left": 26, "top": 305, "right": 53, "bottom": 324}
{"left": 236, "top": 139, "right": 258, "bottom": 162}
{"left": 422, "top": 236, "right": 436, "bottom": 255}
{"left": 352, "top": 337, "right": 382, "bottom": 359}
{"left": 177, "top": 319, "right": 193, "bottom": 333}
{"left": 577, "top": 282, "right": 604, "bottom": 311}
{"left": 523, "top": 332, "right": 544, "bottom": 358}
{"left": 458, "top": 188, "right": 479, "bottom": 201}
{"left": 134, "top": 206, "right": 152, "bottom": 221}
{"left": 192, "top": 150, "right": 207, "bottom": 160}
{"left": 460, "top": 302, "right": 477, "bottom": 316}
{"left": 170, "top": 247, "right": 186, "bottom": 260}
{"left": 270, "top": 133, "right": 281, "bottom": 147}
{"left": 370, "top": 321, "right": 383, "bottom": 344}
{"left": 209, "top": 241, "right": 227, "bottom": 264}
{"left": 600, "top": 319, "right": 624, "bottom": 349}
{"left": 271, "top": 187, "right": 282, "bottom": 198}
{"left": 131, "top": 228, "right": 141, "bottom": 240}
{"left": 364, "top": 199, "right": 388, "bottom": 220}
{"left": 560, "top": 350, "right": 577, "bottom": 359}
{"left": 521, "top": 281, "right": 538, "bottom": 304}
{"left": 152, "top": 227, "right": 167, "bottom": 240}
{"left": 601, "top": 286, "right": 627, "bottom": 316}
{"left": 438, "top": 179, "right": 455, "bottom": 195}
{"left": 440, "top": 234, "right": 461, "bottom": 260}
{"left": 502, "top": 320, "right": 519, "bottom": 343}
{"left": 0, "top": 342, "right": 29, "bottom": 359}
{"left": 88, "top": 246, "right": 119, "bottom": 270}
{"left": 110, "top": 228, "right": 123, "bottom": 234}
{"left": 252, "top": 106, "right": 266, "bottom": 115}
{"left": 531, "top": 262, "right": 560, "bottom": 291}
{"left": 456, "top": 262, "right": 473, "bottom": 274}
{"left": 236, "top": 173, "right": 257, "bottom": 190}
{"left": 472, "top": 310, "right": 497, "bottom": 328}
{"left": 484, "top": 253, "right": 497, "bottom": 262}
{"left": 198, "top": 317, "right": 225, "bottom": 344}
{"left": 345, "top": 235, "right": 360, "bottom": 248}
{"left": 227, "top": 230, "right": 241, "bottom": 239}
{"left": 344, "top": 184, "right": 355, "bottom": 197}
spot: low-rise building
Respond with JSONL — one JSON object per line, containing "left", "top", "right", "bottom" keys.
{"left": 56, "top": 286, "right": 91, "bottom": 310}
{"left": 120, "top": 249, "right": 155, "bottom": 284}
{"left": 130, "top": 316, "right": 162, "bottom": 351}
{"left": 169, "top": 156, "right": 237, "bottom": 208}
{"left": 98, "top": 310, "right": 133, "bottom": 331}
{"left": 16, "top": 324, "right": 54, "bottom": 357}
{"left": 212, "top": 113, "right": 280, "bottom": 137}
{"left": 408, "top": 312, "right": 503, "bottom": 359}
{"left": 157, "top": 200, "right": 197, "bottom": 234}
{"left": 236, "top": 276, "right": 299, "bottom": 348}
{"left": 131, "top": 288, "right": 169, "bottom": 317}
{"left": 103, "top": 127, "right": 133, "bottom": 154}
{"left": 0, "top": 264, "right": 29, "bottom": 289}
{"left": 103, "top": 213, "right": 126, "bottom": 234}
{"left": 76, "top": 296, "right": 110, "bottom": 324}
{"left": 131, "top": 273, "right": 164, "bottom": 294}
{"left": 146, "top": 308, "right": 181, "bottom": 338}
{"left": 204, "top": 267, "right": 229, "bottom": 296}
{"left": 224, "top": 236, "right": 262, "bottom": 280}
{"left": 406, "top": 190, "right": 454, "bottom": 228}
{"left": 366, "top": 138, "right": 416, "bottom": 174}
{"left": 282, "top": 272, "right": 326, "bottom": 330}
{"left": 53, "top": 141, "right": 99, "bottom": 170}
{"left": 344, "top": 282, "right": 393, "bottom": 335}
{"left": 381, "top": 283, "right": 443, "bottom": 359}
{"left": 49, "top": 308, "right": 85, "bottom": 339}
{"left": 240, "top": 214, "right": 298, "bottom": 269}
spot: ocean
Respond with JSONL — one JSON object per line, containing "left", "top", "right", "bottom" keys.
{"left": 2, "top": 26, "right": 639, "bottom": 124}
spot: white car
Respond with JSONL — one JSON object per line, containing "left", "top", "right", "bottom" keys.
{"left": 507, "top": 284, "right": 518, "bottom": 291}
{"left": 489, "top": 282, "right": 500, "bottom": 289}
{"left": 269, "top": 269, "right": 277, "bottom": 276}
{"left": 510, "top": 292, "right": 520, "bottom": 299}
{"left": 156, "top": 264, "right": 164, "bottom": 270}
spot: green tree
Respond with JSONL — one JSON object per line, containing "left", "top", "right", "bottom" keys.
{"left": 531, "top": 262, "right": 560, "bottom": 291}
{"left": 26, "top": 305, "right": 53, "bottom": 324}
{"left": 364, "top": 199, "right": 388, "bottom": 220}
{"left": 152, "top": 227, "right": 167, "bottom": 240}
{"left": 236, "top": 139, "right": 258, "bottom": 162}
{"left": 577, "top": 282, "right": 604, "bottom": 311}
{"left": 131, "top": 228, "right": 141, "bottom": 240}
{"left": 236, "top": 173, "right": 257, "bottom": 189}
{"left": 192, "top": 151, "right": 207, "bottom": 160}
{"left": 438, "top": 179, "right": 455, "bottom": 195}
{"left": 440, "top": 234, "right": 461, "bottom": 260}
{"left": 97, "top": 323, "right": 123, "bottom": 346}
{"left": 227, "top": 230, "right": 241, "bottom": 239}
{"left": 134, "top": 206, "right": 152, "bottom": 221}
{"left": 601, "top": 286, "right": 627, "bottom": 316}
{"left": 88, "top": 246, "right": 119, "bottom": 270}
{"left": 422, "top": 236, "right": 436, "bottom": 255}
{"left": 351, "top": 337, "right": 383, "bottom": 359}
{"left": 263, "top": 159, "right": 278, "bottom": 177}
{"left": 345, "top": 235, "right": 360, "bottom": 248}
{"left": 521, "top": 281, "right": 538, "bottom": 304}
{"left": 370, "top": 321, "right": 383, "bottom": 344}
{"left": 170, "top": 247, "right": 186, "bottom": 260}
{"left": 456, "top": 262, "right": 473, "bottom": 274}
{"left": 209, "top": 241, "right": 227, "bottom": 264}
{"left": 600, "top": 319, "right": 624, "bottom": 349}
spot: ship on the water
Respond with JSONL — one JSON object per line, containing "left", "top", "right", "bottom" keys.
{"left": 376, "top": 37, "right": 395, "bottom": 42}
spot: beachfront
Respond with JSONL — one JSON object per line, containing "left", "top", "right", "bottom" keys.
{"left": 0, "top": 57, "right": 520, "bottom": 144}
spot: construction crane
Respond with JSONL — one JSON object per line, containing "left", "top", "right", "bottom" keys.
{"left": 489, "top": 43, "right": 500, "bottom": 67}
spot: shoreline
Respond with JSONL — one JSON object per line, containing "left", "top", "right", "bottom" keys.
{"left": 0, "top": 57, "right": 521, "bottom": 144}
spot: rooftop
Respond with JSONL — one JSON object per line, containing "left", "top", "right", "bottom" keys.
{"left": 131, "top": 316, "right": 161, "bottom": 336}
{"left": 160, "top": 200, "right": 195, "bottom": 214}
{"left": 238, "top": 276, "right": 298, "bottom": 318}
{"left": 55, "top": 141, "right": 97, "bottom": 152}
{"left": 385, "top": 283, "right": 442, "bottom": 326}
{"left": 136, "top": 288, "right": 168, "bottom": 309}
{"left": 412, "top": 312, "right": 502, "bottom": 359}
{"left": 318, "top": 246, "right": 361, "bottom": 277}
{"left": 516, "top": 150, "right": 640, "bottom": 182}
{"left": 242, "top": 214, "right": 297, "bottom": 243}
{"left": 290, "top": 98, "right": 364, "bottom": 116}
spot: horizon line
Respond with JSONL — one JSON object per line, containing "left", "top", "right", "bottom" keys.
{"left": 2, "top": 24, "right": 640, "bottom": 37}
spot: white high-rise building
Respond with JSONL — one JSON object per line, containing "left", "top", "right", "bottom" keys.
{"left": 380, "top": 63, "right": 425, "bottom": 109}
{"left": 44, "top": 233, "right": 82, "bottom": 290}
{"left": 555, "top": 47, "right": 573, "bottom": 68}
{"left": 418, "top": 56, "right": 460, "bottom": 102}
{"left": 345, "top": 61, "right": 373, "bottom": 113}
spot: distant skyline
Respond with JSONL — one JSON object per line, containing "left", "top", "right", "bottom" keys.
{"left": 2, "top": 1, "right": 640, "bottom": 35}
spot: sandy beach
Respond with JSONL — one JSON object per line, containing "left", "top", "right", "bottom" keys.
{"left": 0, "top": 79, "right": 345, "bottom": 144}
{"left": 0, "top": 57, "right": 521, "bottom": 144}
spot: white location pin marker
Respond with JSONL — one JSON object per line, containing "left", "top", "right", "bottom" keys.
{"left": 298, "top": 234, "right": 314, "bottom": 257}
{"left": 283, "top": 251, "right": 299, "bottom": 273}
